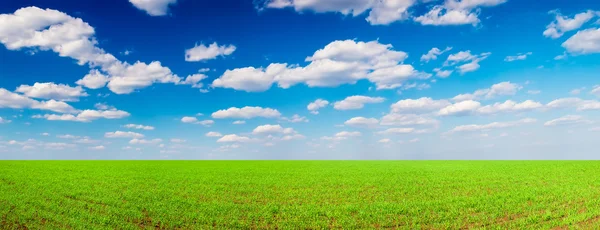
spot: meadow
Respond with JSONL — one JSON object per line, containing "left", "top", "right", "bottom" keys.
{"left": 1, "top": 161, "right": 600, "bottom": 229}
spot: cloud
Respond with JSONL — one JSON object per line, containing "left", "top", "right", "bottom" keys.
{"left": 433, "top": 68, "right": 453, "bottom": 78}
{"left": 546, "top": 97, "right": 600, "bottom": 111}
{"left": 260, "top": 0, "right": 417, "bottom": 25}
{"left": 447, "top": 118, "right": 537, "bottom": 134}
{"left": 333, "top": 96, "right": 385, "bottom": 110}
{"left": 76, "top": 70, "right": 109, "bottom": 89}
{"left": 437, "top": 100, "right": 481, "bottom": 116}
{"left": 206, "top": 132, "right": 223, "bottom": 137}
{"left": 129, "top": 0, "right": 177, "bottom": 16}
{"left": 592, "top": 86, "right": 600, "bottom": 96}
{"left": 444, "top": 50, "right": 491, "bottom": 74}
{"left": 104, "top": 131, "right": 144, "bottom": 139}
{"left": 232, "top": 120, "right": 246, "bottom": 125}
{"left": 453, "top": 81, "right": 521, "bottom": 102}
{"left": 504, "top": 52, "right": 532, "bottom": 62}
{"left": 212, "top": 40, "right": 426, "bottom": 92}
{"left": 89, "top": 145, "right": 105, "bottom": 150}
{"left": 380, "top": 113, "right": 439, "bottom": 126}
{"left": 421, "top": 47, "right": 452, "bottom": 63}
{"left": 344, "top": 117, "right": 379, "bottom": 128}
{"left": 124, "top": 124, "right": 155, "bottom": 130}
{"left": 177, "top": 74, "right": 207, "bottom": 88}
{"left": 562, "top": 28, "right": 600, "bottom": 55}
{"left": 185, "top": 42, "right": 236, "bottom": 62}
{"left": 129, "top": 138, "right": 163, "bottom": 144}
{"left": 252, "top": 124, "right": 296, "bottom": 135}
{"left": 391, "top": 97, "right": 450, "bottom": 114}
{"left": 170, "top": 138, "right": 186, "bottom": 143}
{"left": 477, "top": 100, "right": 543, "bottom": 115}
{"left": 217, "top": 134, "right": 252, "bottom": 143}
{"left": 543, "top": 10, "right": 597, "bottom": 39}
{"left": 322, "top": 131, "right": 362, "bottom": 141}
{"left": 212, "top": 106, "right": 281, "bottom": 119}
{"left": 377, "top": 127, "right": 416, "bottom": 134}
{"left": 15, "top": 82, "right": 87, "bottom": 102}
{"left": 544, "top": 115, "right": 592, "bottom": 126}
{"left": 57, "top": 134, "right": 79, "bottom": 139}
{"left": 33, "top": 109, "right": 130, "bottom": 122}
{"left": 378, "top": 138, "right": 391, "bottom": 143}
{"left": 282, "top": 114, "right": 309, "bottom": 123}
{"left": 0, "top": 88, "right": 78, "bottom": 114}
{"left": 307, "top": 99, "right": 329, "bottom": 114}
{"left": 181, "top": 116, "right": 214, "bottom": 126}
{"left": 0, "top": 117, "right": 11, "bottom": 124}
{"left": 414, "top": 0, "right": 507, "bottom": 26}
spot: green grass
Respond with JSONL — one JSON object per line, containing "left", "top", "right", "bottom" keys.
{"left": 1, "top": 161, "right": 600, "bottom": 229}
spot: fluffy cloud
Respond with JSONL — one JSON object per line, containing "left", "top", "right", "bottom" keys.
{"left": 477, "top": 100, "right": 543, "bottom": 114}
{"left": 414, "top": 0, "right": 507, "bottom": 26}
{"left": 105, "top": 131, "right": 144, "bottom": 139}
{"left": 0, "top": 117, "right": 11, "bottom": 124}
{"left": 544, "top": 115, "right": 592, "bottom": 126}
{"left": 307, "top": 99, "right": 329, "bottom": 114}
{"left": 377, "top": 127, "right": 416, "bottom": 134}
{"left": 33, "top": 109, "right": 130, "bottom": 122}
{"left": 177, "top": 74, "right": 207, "bottom": 88}
{"left": 76, "top": 70, "right": 109, "bottom": 89}
{"left": 212, "top": 106, "right": 281, "bottom": 119}
{"left": 543, "top": 10, "right": 597, "bottom": 39}
{"left": 206, "top": 132, "right": 223, "bottom": 137}
{"left": 181, "top": 116, "right": 214, "bottom": 126}
{"left": 421, "top": 47, "right": 452, "bottom": 62}
{"left": 504, "top": 52, "right": 532, "bottom": 62}
{"left": 444, "top": 50, "right": 491, "bottom": 74}
{"left": 282, "top": 114, "right": 309, "bottom": 123}
{"left": 89, "top": 145, "right": 105, "bottom": 150}
{"left": 129, "top": 138, "right": 163, "bottom": 144}
{"left": 379, "top": 113, "right": 439, "bottom": 126}
{"left": 333, "top": 95, "right": 385, "bottom": 110}
{"left": 217, "top": 134, "right": 252, "bottom": 143}
{"left": 453, "top": 82, "right": 521, "bottom": 101}
{"left": 124, "top": 124, "right": 155, "bottom": 130}
{"left": 562, "top": 28, "right": 600, "bottom": 55}
{"left": 322, "top": 131, "right": 362, "bottom": 141}
{"left": 129, "top": 0, "right": 177, "bottom": 16}
{"left": 437, "top": 100, "right": 481, "bottom": 116}
{"left": 546, "top": 97, "right": 600, "bottom": 111}
{"left": 261, "top": 0, "right": 416, "bottom": 25}
{"left": 232, "top": 120, "right": 246, "bottom": 125}
{"left": 433, "top": 68, "right": 453, "bottom": 78}
{"left": 391, "top": 97, "right": 450, "bottom": 114}
{"left": 252, "top": 124, "right": 296, "bottom": 135}
{"left": 592, "top": 86, "right": 600, "bottom": 96}
{"left": 344, "top": 117, "right": 379, "bottom": 128}
{"left": 15, "top": 82, "right": 87, "bottom": 101}
{"left": 213, "top": 40, "right": 426, "bottom": 92}
{"left": 0, "top": 88, "right": 78, "bottom": 114}
{"left": 447, "top": 118, "right": 537, "bottom": 134}
{"left": 185, "top": 42, "right": 236, "bottom": 62}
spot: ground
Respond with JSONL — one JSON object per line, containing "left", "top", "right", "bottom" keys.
{"left": 1, "top": 161, "right": 600, "bottom": 229}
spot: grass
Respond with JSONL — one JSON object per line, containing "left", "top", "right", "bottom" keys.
{"left": 1, "top": 161, "right": 600, "bottom": 229}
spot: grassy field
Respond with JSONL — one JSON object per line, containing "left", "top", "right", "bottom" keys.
{"left": 1, "top": 161, "right": 600, "bottom": 229}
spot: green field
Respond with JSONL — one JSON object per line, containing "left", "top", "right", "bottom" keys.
{"left": 1, "top": 161, "right": 600, "bottom": 229}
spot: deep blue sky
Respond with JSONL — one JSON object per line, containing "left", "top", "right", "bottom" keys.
{"left": 0, "top": 0, "right": 599, "bottom": 159}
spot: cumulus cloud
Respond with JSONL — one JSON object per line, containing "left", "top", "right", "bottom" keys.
{"left": 282, "top": 114, "right": 309, "bottom": 123}
{"left": 212, "top": 106, "right": 281, "bottom": 119}
{"left": 181, "top": 116, "right": 214, "bottom": 126}
{"left": 212, "top": 40, "right": 427, "bottom": 92}
{"left": 437, "top": 100, "right": 481, "bottom": 116}
{"left": 0, "top": 88, "right": 78, "bottom": 114}
{"left": 15, "top": 82, "right": 87, "bottom": 102}
{"left": 333, "top": 95, "right": 385, "bottom": 110}
{"left": 433, "top": 68, "right": 453, "bottom": 78}
{"left": 232, "top": 120, "right": 246, "bottom": 125}
{"left": 546, "top": 97, "right": 600, "bottom": 111}
{"left": 124, "top": 124, "right": 155, "bottom": 130}
{"left": 252, "top": 124, "right": 296, "bottom": 135}
{"left": 444, "top": 50, "right": 491, "bottom": 74}
{"left": 33, "top": 108, "right": 130, "bottom": 122}
{"left": 217, "top": 134, "right": 252, "bottom": 143}
{"left": 562, "top": 28, "right": 600, "bottom": 55}
{"left": 129, "top": 0, "right": 177, "bottom": 16}
{"left": 129, "top": 138, "right": 163, "bottom": 144}
{"left": 379, "top": 113, "right": 439, "bottom": 126}
{"left": 414, "top": 0, "right": 507, "bottom": 26}
{"left": 185, "top": 42, "right": 236, "bottom": 62}
{"left": 477, "top": 100, "right": 543, "bottom": 115}
{"left": 447, "top": 118, "right": 537, "bottom": 134}
{"left": 391, "top": 97, "right": 450, "bottom": 114}
{"left": 421, "top": 47, "right": 452, "bottom": 62}
{"left": 206, "top": 131, "right": 223, "bottom": 137}
{"left": 322, "top": 131, "right": 362, "bottom": 141}
{"left": 543, "top": 10, "right": 598, "bottom": 39}
{"left": 104, "top": 131, "right": 144, "bottom": 139}
{"left": 377, "top": 127, "right": 416, "bottom": 134}
{"left": 76, "top": 70, "right": 109, "bottom": 89}
{"left": 504, "top": 52, "right": 532, "bottom": 62}
{"left": 344, "top": 117, "right": 379, "bottom": 128}
{"left": 452, "top": 82, "right": 521, "bottom": 102}
{"left": 307, "top": 99, "right": 329, "bottom": 114}
{"left": 544, "top": 115, "right": 592, "bottom": 126}
{"left": 0, "top": 117, "right": 11, "bottom": 124}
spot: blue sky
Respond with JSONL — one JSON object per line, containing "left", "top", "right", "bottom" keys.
{"left": 0, "top": 0, "right": 599, "bottom": 159}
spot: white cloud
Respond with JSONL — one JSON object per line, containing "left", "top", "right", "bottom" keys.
{"left": 0, "top": 88, "right": 78, "bottom": 114}
{"left": 232, "top": 120, "right": 246, "bottom": 125}
{"left": 378, "top": 138, "right": 391, "bottom": 143}
{"left": 212, "top": 106, "right": 281, "bottom": 119}
{"left": 0, "top": 117, "right": 11, "bottom": 124}
{"left": 76, "top": 70, "right": 109, "bottom": 89}
{"left": 377, "top": 127, "right": 416, "bottom": 134}
{"left": 444, "top": 50, "right": 491, "bottom": 74}
{"left": 562, "top": 28, "right": 600, "bottom": 54}
{"left": 129, "top": 138, "right": 163, "bottom": 144}
{"left": 206, "top": 132, "right": 223, "bottom": 137}
{"left": 177, "top": 74, "right": 207, "bottom": 88}
{"left": 307, "top": 99, "right": 329, "bottom": 114}
{"left": 129, "top": 0, "right": 177, "bottom": 16}
{"left": 104, "top": 131, "right": 144, "bottom": 139}
{"left": 447, "top": 118, "right": 537, "bottom": 133}
{"left": 124, "top": 124, "right": 155, "bottom": 130}
{"left": 344, "top": 117, "right": 379, "bottom": 128}
{"left": 433, "top": 68, "right": 453, "bottom": 78}
{"left": 282, "top": 114, "right": 308, "bottom": 123}
{"left": 15, "top": 82, "right": 87, "bottom": 102}
{"left": 477, "top": 100, "right": 543, "bottom": 115}
{"left": 252, "top": 124, "right": 296, "bottom": 135}
{"left": 217, "top": 134, "right": 252, "bottom": 143}
{"left": 437, "top": 100, "right": 481, "bottom": 116}
{"left": 421, "top": 47, "right": 452, "bottom": 62}
{"left": 181, "top": 116, "right": 199, "bottom": 123}
{"left": 57, "top": 134, "right": 79, "bottom": 139}
{"left": 333, "top": 95, "right": 385, "bottom": 110}
{"left": 504, "top": 52, "right": 532, "bottom": 62}
{"left": 213, "top": 40, "right": 426, "bottom": 92}
{"left": 170, "top": 138, "right": 186, "bottom": 143}
{"left": 453, "top": 81, "right": 521, "bottom": 102}
{"left": 380, "top": 113, "right": 439, "bottom": 126}
{"left": 544, "top": 115, "right": 591, "bottom": 126}
{"left": 33, "top": 109, "right": 130, "bottom": 122}
{"left": 261, "top": 0, "right": 416, "bottom": 25}
{"left": 281, "top": 134, "right": 305, "bottom": 141}
{"left": 546, "top": 97, "right": 600, "bottom": 111}
{"left": 322, "top": 131, "right": 362, "bottom": 141}
{"left": 89, "top": 145, "right": 105, "bottom": 150}
{"left": 527, "top": 90, "right": 541, "bottom": 95}
{"left": 591, "top": 86, "right": 600, "bottom": 96}
{"left": 391, "top": 97, "right": 450, "bottom": 114}
{"left": 414, "top": 0, "right": 507, "bottom": 26}
{"left": 185, "top": 42, "right": 236, "bottom": 62}
{"left": 543, "top": 10, "right": 597, "bottom": 39}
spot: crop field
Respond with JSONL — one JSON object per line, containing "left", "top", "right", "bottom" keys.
{"left": 1, "top": 161, "right": 600, "bottom": 229}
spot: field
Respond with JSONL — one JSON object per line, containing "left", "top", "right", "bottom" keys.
{"left": 1, "top": 161, "right": 600, "bottom": 229}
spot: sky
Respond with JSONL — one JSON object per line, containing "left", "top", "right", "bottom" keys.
{"left": 0, "top": 0, "right": 599, "bottom": 159}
